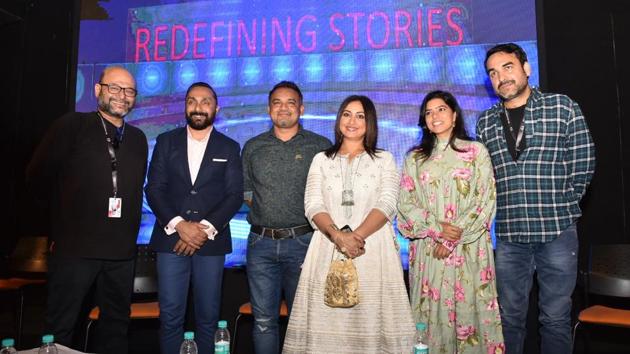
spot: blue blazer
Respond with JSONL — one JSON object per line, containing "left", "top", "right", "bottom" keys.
{"left": 145, "top": 127, "right": 244, "bottom": 256}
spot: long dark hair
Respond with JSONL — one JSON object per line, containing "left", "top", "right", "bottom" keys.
{"left": 325, "top": 95, "right": 379, "bottom": 159}
{"left": 411, "top": 90, "right": 472, "bottom": 161}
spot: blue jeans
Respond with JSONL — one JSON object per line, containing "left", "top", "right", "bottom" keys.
{"left": 495, "top": 224, "right": 578, "bottom": 354}
{"left": 156, "top": 252, "right": 225, "bottom": 354}
{"left": 246, "top": 231, "right": 312, "bottom": 354}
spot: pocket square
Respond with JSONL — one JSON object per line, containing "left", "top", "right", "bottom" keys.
{"left": 212, "top": 158, "right": 228, "bottom": 162}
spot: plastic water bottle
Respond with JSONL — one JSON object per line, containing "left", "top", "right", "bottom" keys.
{"left": 38, "top": 334, "right": 58, "bottom": 354}
{"left": 214, "top": 320, "right": 230, "bottom": 354}
{"left": 179, "top": 331, "right": 198, "bottom": 354}
{"left": 413, "top": 322, "right": 428, "bottom": 354}
{"left": 0, "top": 338, "right": 17, "bottom": 354}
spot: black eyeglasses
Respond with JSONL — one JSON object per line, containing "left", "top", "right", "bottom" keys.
{"left": 99, "top": 83, "right": 138, "bottom": 97}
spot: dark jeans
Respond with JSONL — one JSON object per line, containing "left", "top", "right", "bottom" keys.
{"left": 495, "top": 224, "right": 578, "bottom": 354}
{"left": 46, "top": 255, "right": 135, "bottom": 353}
{"left": 156, "top": 252, "right": 225, "bottom": 354}
{"left": 246, "top": 231, "right": 312, "bottom": 354}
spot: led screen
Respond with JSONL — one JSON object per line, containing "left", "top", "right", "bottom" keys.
{"left": 77, "top": 0, "right": 540, "bottom": 267}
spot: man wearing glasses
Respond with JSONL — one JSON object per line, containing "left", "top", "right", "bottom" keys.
{"left": 27, "top": 66, "right": 148, "bottom": 353}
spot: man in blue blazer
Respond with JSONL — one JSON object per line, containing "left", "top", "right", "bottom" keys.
{"left": 146, "top": 82, "right": 243, "bottom": 354}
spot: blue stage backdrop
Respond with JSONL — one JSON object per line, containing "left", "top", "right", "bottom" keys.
{"left": 76, "top": 0, "right": 539, "bottom": 268}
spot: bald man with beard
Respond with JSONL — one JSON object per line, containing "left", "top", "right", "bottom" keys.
{"left": 27, "top": 66, "right": 148, "bottom": 353}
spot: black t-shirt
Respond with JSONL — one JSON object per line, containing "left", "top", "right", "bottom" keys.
{"left": 500, "top": 105, "right": 526, "bottom": 161}
{"left": 27, "top": 112, "right": 148, "bottom": 259}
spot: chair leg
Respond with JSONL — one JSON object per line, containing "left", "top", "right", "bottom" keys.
{"left": 232, "top": 313, "right": 242, "bottom": 354}
{"left": 572, "top": 321, "right": 580, "bottom": 353}
{"left": 84, "top": 319, "right": 94, "bottom": 352}
{"left": 17, "top": 289, "right": 24, "bottom": 349}
{"left": 583, "top": 324, "right": 592, "bottom": 354}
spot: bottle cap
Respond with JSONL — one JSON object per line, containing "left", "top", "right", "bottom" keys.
{"left": 184, "top": 331, "right": 195, "bottom": 340}
{"left": 416, "top": 322, "right": 427, "bottom": 330}
{"left": 2, "top": 338, "right": 15, "bottom": 347}
{"left": 42, "top": 334, "right": 55, "bottom": 344}
{"left": 218, "top": 320, "right": 227, "bottom": 329}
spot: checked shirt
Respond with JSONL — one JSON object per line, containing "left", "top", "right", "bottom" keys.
{"left": 476, "top": 87, "right": 595, "bottom": 243}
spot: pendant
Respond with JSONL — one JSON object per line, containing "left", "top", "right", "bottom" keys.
{"left": 342, "top": 190, "right": 354, "bottom": 206}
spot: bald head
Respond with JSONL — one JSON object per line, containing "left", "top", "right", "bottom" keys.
{"left": 98, "top": 66, "right": 135, "bottom": 87}
{"left": 95, "top": 66, "right": 137, "bottom": 124}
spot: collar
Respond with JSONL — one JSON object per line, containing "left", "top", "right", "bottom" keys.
{"left": 95, "top": 110, "right": 125, "bottom": 129}
{"left": 491, "top": 86, "right": 542, "bottom": 115}
{"left": 265, "top": 125, "right": 305, "bottom": 140}
{"left": 187, "top": 125, "right": 213, "bottom": 143}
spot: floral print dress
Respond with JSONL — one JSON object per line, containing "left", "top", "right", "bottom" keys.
{"left": 397, "top": 139, "right": 504, "bottom": 354}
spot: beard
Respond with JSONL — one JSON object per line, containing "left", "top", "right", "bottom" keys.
{"left": 277, "top": 118, "right": 292, "bottom": 128}
{"left": 97, "top": 94, "right": 132, "bottom": 118}
{"left": 497, "top": 79, "right": 529, "bottom": 102}
{"left": 273, "top": 114, "right": 298, "bottom": 129}
{"left": 186, "top": 111, "right": 215, "bottom": 130}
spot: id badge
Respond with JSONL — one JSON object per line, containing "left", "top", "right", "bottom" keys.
{"left": 108, "top": 197, "right": 122, "bottom": 218}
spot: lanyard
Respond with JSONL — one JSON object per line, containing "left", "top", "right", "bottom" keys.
{"left": 503, "top": 106, "right": 525, "bottom": 153}
{"left": 97, "top": 112, "right": 124, "bottom": 197}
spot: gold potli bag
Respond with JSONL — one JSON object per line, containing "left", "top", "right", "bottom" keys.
{"left": 324, "top": 247, "right": 359, "bottom": 308}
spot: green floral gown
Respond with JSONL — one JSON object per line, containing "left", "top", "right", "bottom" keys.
{"left": 397, "top": 139, "right": 504, "bottom": 354}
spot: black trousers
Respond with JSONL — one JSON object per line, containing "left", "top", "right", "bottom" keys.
{"left": 46, "top": 254, "right": 135, "bottom": 353}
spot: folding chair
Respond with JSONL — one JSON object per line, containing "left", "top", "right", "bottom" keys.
{"left": 84, "top": 245, "right": 159, "bottom": 351}
{"left": 0, "top": 236, "right": 48, "bottom": 348}
{"left": 572, "top": 244, "right": 630, "bottom": 352}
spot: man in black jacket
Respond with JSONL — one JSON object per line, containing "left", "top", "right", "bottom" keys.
{"left": 27, "top": 66, "right": 148, "bottom": 353}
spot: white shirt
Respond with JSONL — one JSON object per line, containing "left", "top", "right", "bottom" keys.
{"left": 164, "top": 126, "right": 218, "bottom": 240}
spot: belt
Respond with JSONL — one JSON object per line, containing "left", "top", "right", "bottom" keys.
{"left": 250, "top": 224, "right": 313, "bottom": 240}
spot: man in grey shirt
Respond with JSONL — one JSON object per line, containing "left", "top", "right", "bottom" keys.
{"left": 242, "top": 81, "right": 331, "bottom": 354}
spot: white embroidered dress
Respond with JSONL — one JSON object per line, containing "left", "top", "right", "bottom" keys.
{"left": 283, "top": 150, "right": 415, "bottom": 354}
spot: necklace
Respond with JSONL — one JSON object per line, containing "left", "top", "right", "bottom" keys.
{"left": 503, "top": 105, "right": 525, "bottom": 153}
{"left": 340, "top": 153, "right": 363, "bottom": 207}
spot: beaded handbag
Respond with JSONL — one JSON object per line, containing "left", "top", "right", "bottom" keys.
{"left": 324, "top": 227, "right": 359, "bottom": 308}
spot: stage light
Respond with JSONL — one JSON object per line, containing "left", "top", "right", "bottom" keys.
{"left": 334, "top": 52, "right": 362, "bottom": 82}
{"left": 207, "top": 59, "right": 232, "bottom": 88}
{"left": 368, "top": 51, "right": 396, "bottom": 82}
{"left": 137, "top": 62, "right": 168, "bottom": 96}
{"left": 445, "top": 45, "right": 486, "bottom": 85}
{"left": 302, "top": 54, "right": 325, "bottom": 83}
{"left": 239, "top": 57, "right": 263, "bottom": 86}
{"left": 271, "top": 55, "right": 295, "bottom": 82}
{"left": 405, "top": 48, "right": 443, "bottom": 83}
{"left": 174, "top": 60, "right": 199, "bottom": 92}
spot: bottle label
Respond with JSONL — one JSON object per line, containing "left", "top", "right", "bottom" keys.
{"left": 215, "top": 342, "right": 229, "bottom": 354}
{"left": 414, "top": 344, "right": 428, "bottom": 354}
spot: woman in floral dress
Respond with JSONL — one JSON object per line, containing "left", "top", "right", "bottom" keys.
{"left": 397, "top": 90, "right": 504, "bottom": 353}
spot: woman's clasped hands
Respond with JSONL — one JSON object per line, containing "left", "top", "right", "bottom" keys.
{"left": 331, "top": 229, "right": 366, "bottom": 259}
{"left": 433, "top": 222, "right": 463, "bottom": 260}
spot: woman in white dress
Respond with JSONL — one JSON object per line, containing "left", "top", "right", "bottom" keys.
{"left": 283, "top": 95, "right": 415, "bottom": 354}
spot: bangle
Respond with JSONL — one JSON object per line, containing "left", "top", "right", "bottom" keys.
{"left": 328, "top": 224, "right": 340, "bottom": 232}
